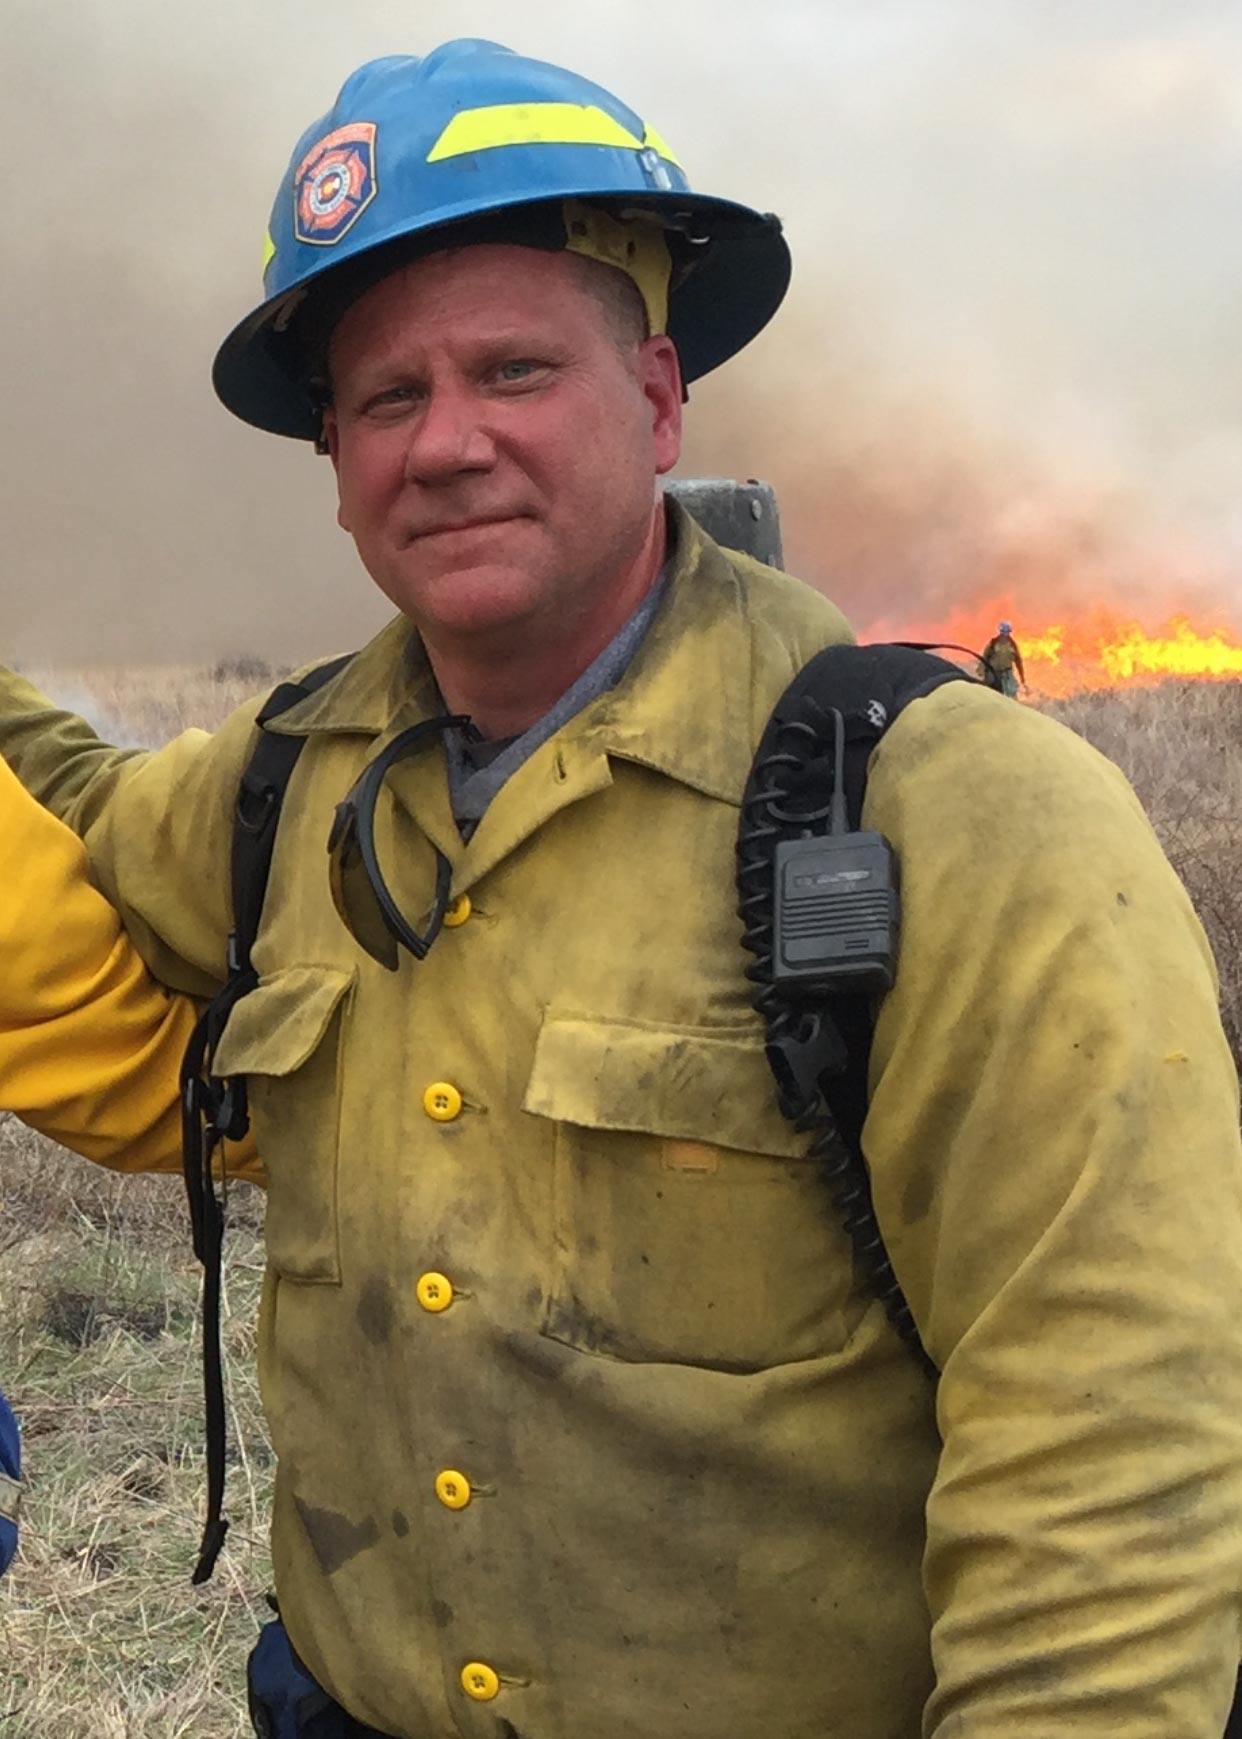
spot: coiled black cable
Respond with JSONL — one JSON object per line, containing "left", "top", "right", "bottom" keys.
{"left": 736, "top": 698, "right": 936, "bottom": 1378}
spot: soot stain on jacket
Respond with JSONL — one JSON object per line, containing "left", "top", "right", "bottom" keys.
{"left": 542, "top": 1291, "right": 631, "bottom": 1359}
{"left": 294, "top": 1496, "right": 380, "bottom": 1574}
{"left": 356, "top": 1273, "right": 394, "bottom": 1345}
{"left": 902, "top": 1166, "right": 936, "bottom": 1227}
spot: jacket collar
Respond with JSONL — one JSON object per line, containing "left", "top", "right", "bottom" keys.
{"left": 267, "top": 612, "right": 438, "bottom": 738}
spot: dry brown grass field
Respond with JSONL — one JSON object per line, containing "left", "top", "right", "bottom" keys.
{"left": 1, "top": 663, "right": 1240, "bottom": 1735}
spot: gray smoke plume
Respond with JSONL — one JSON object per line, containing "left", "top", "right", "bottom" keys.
{"left": 3, "top": 0, "right": 1241, "bottom": 662}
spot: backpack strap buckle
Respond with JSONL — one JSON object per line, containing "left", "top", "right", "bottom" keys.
{"left": 764, "top": 1012, "right": 847, "bottom": 1119}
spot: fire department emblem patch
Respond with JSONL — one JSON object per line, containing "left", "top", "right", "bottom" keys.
{"left": 294, "top": 121, "right": 378, "bottom": 246}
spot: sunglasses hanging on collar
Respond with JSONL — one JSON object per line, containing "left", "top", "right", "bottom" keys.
{"left": 327, "top": 714, "right": 467, "bottom": 969}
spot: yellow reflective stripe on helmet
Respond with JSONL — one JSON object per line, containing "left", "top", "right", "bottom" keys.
{"left": 427, "top": 102, "right": 644, "bottom": 162}
{"left": 641, "top": 124, "right": 682, "bottom": 169}
{"left": 261, "top": 229, "right": 277, "bottom": 279}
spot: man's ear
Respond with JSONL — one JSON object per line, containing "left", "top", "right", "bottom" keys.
{"left": 639, "top": 335, "right": 683, "bottom": 477}
{"left": 321, "top": 406, "right": 341, "bottom": 467}
{"left": 320, "top": 409, "right": 352, "bottom": 533}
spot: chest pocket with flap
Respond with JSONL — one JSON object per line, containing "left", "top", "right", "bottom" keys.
{"left": 524, "top": 1014, "right": 864, "bottom": 1372}
{"left": 213, "top": 965, "right": 355, "bottom": 1284}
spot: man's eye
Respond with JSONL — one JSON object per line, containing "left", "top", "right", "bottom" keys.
{"left": 495, "top": 360, "right": 541, "bottom": 384}
{"left": 365, "top": 384, "right": 422, "bottom": 414}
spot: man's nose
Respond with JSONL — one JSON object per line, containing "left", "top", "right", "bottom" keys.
{"left": 403, "top": 386, "right": 496, "bottom": 482}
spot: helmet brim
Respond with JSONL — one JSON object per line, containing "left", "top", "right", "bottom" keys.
{"left": 212, "top": 190, "right": 791, "bottom": 441}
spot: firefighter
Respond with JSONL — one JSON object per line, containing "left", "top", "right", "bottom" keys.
{"left": 2, "top": 40, "right": 1242, "bottom": 1739}
{"left": 979, "top": 618, "right": 1027, "bottom": 696}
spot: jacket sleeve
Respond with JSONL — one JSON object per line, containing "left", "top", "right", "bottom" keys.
{"left": 0, "top": 668, "right": 267, "bottom": 998}
{"left": 864, "top": 683, "right": 1242, "bottom": 1737}
{"left": 1, "top": 755, "right": 261, "bottom": 1181}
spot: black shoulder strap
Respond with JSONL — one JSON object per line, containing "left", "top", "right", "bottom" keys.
{"left": 738, "top": 642, "right": 975, "bottom": 1376}
{"left": 228, "top": 664, "right": 352, "bottom": 978}
{"left": 180, "top": 653, "right": 352, "bottom": 1584}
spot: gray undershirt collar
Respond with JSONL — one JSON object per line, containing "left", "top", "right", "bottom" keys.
{"left": 443, "top": 562, "right": 671, "bottom": 837}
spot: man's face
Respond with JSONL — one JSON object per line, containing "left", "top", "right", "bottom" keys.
{"left": 323, "top": 244, "right": 683, "bottom": 650}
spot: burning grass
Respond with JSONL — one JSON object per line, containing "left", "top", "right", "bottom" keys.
{"left": 1027, "top": 614, "right": 1242, "bottom": 692}
{"left": 862, "top": 603, "right": 1242, "bottom": 698}
{"left": 1, "top": 660, "right": 1240, "bottom": 1733}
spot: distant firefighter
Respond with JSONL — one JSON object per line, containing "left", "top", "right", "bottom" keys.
{"left": 980, "top": 621, "right": 1027, "bottom": 697}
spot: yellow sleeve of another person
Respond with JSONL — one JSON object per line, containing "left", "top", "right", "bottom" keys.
{"left": 0, "top": 755, "right": 261, "bottom": 1182}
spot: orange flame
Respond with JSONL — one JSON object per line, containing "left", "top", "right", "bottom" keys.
{"left": 865, "top": 600, "right": 1242, "bottom": 696}
{"left": 1021, "top": 612, "right": 1242, "bottom": 694}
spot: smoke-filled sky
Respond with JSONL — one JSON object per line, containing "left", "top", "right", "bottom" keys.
{"left": 4, "top": 0, "right": 1242, "bottom": 661}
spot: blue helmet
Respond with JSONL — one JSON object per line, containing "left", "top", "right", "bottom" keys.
{"left": 998, "top": 620, "right": 1013, "bottom": 635}
{"left": 213, "top": 40, "right": 792, "bottom": 440}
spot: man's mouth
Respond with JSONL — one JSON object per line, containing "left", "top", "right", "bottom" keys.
{"left": 411, "top": 513, "right": 524, "bottom": 541}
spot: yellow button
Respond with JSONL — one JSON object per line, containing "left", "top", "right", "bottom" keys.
{"left": 416, "top": 1272, "right": 454, "bottom": 1313}
{"left": 423, "top": 1082, "right": 463, "bottom": 1122}
{"left": 442, "top": 893, "right": 472, "bottom": 928}
{"left": 460, "top": 1662, "right": 500, "bottom": 1702}
{"left": 435, "top": 1469, "right": 472, "bottom": 1510}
